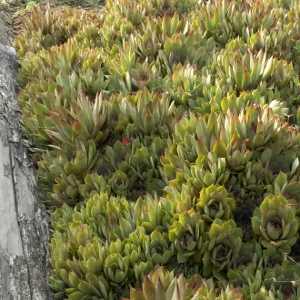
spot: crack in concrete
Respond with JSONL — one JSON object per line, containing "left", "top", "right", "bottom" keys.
{"left": 7, "top": 125, "right": 33, "bottom": 300}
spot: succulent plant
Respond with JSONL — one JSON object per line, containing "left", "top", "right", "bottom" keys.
{"left": 123, "top": 266, "right": 251, "bottom": 300}
{"left": 213, "top": 48, "right": 299, "bottom": 96}
{"left": 215, "top": 285, "right": 244, "bottom": 300}
{"left": 122, "top": 266, "right": 210, "bottom": 300}
{"left": 142, "top": 230, "right": 175, "bottom": 266}
{"left": 112, "top": 136, "right": 169, "bottom": 198}
{"left": 159, "top": 32, "right": 215, "bottom": 72}
{"left": 169, "top": 209, "right": 206, "bottom": 263}
{"left": 264, "top": 264, "right": 300, "bottom": 300}
{"left": 220, "top": 89, "right": 289, "bottom": 120}
{"left": 169, "top": 64, "right": 203, "bottom": 106}
{"left": 128, "top": 13, "right": 190, "bottom": 64}
{"left": 82, "top": 193, "right": 138, "bottom": 242}
{"left": 201, "top": 219, "right": 243, "bottom": 280}
{"left": 137, "top": 195, "right": 174, "bottom": 234}
{"left": 195, "top": 185, "right": 235, "bottom": 223}
{"left": 162, "top": 104, "right": 283, "bottom": 174}
{"left": 251, "top": 287, "right": 277, "bottom": 300}
{"left": 15, "top": 5, "right": 88, "bottom": 56}
{"left": 37, "top": 91, "right": 109, "bottom": 147}
{"left": 164, "top": 179, "right": 198, "bottom": 213}
{"left": 108, "top": 170, "right": 130, "bottom": 197}
{"left": 49, "top": 228, "right": 113, "bottom": 299}
{"left": 79, "top": 173, "right": 111, "bottom": 200}
{"left": 228, "top": 239, "right": 262, "bottom": 273}
{"left": 16, "top": 0, "right": 300, "bottom": 299}
{"left": 251, "top": 194, "right": 299, "bottom": 254}
{"left": 258, "top": 246, "right": 288, "bottom": 273}
{"left": 37, "top": 138, "right": 101, "bottom": 207}
{"left": 50, "top": 202, "right": 74, "bottom": 230}
{"left": 104, "top": 253, "right": 132, "bottom": 287}
{"left": 190, "top": 0, "right": 234, "bottom": 45}
{"left": 191, "top": 152, "right": 231, "bottom": 189}
{"left": 266, "top": 162, "right": 300, "bottom": 201}
{"left": 50, "top": 192, "right": 138, "bottom": 245}
{"left": 111, "top": 87, "right": 175, "bottom": 137}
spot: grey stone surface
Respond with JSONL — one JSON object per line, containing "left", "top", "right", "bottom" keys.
{"left": 0, "top": 12, "right": 54, "bottom": 300}
{"left": 0, "top": 12, "right": 9, "bottom": 45}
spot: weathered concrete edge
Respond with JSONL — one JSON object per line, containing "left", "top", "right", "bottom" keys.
{"left": 0, "top": 16, "right": 54, "bottom": 300}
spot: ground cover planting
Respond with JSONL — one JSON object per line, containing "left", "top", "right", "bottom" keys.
{"left": 14, "top": 0, "right": 300, "bottom": 299}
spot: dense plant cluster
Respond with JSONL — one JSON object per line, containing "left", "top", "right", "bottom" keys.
{"left": 15, "top": 0, "right": 300, "bottom": 299}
